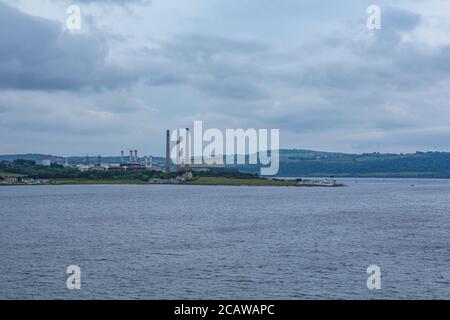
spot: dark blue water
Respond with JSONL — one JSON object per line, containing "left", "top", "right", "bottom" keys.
{"left": 1, "top": 179, "right": 449, "bottom": 299}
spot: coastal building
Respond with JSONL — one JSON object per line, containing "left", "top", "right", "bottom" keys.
{"left": 76, "top": 164, "right": 93, "bottom": 172}
{"left": 0, "top": 177, "right": 50, "bottom": 185}
{"left": 0, "top": 177, "right": 18, "bottom": 184}
{"left": 149, "top": 170, "right": 193, "bottom": 184}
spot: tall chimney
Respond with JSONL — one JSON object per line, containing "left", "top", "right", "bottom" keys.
{"left": 185, "top": 128, "right": 190, "bottom": 169}
{"left": 121, "top": 151, "right": 124, "bottom": 164}
{"left": 176, "top": 129, "right": 180, "bottom": 170}
{"left": 130, "top": 150, "right": 133, "bottom": 162}
{"left": 166, "top": 130, "right": 171, "bottom": 175}
{"left": 134, "top": 150, "right": 138, "bottom": 162}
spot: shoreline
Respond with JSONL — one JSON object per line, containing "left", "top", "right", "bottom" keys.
{"left": 0, "top": 177, "right": 343, "bottom": 187}
{"left": 4, "top": 176, "right": 450, "bottom": 187}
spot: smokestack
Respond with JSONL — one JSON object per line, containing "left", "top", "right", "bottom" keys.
{"left": 130, "top": 150, "right": 133, "bottom": 162}
{"left": 134, "top": 150, "right": 138, "bottom": 162}
{"left": 185, "top": 128, "right": 190, "bottom": 169}
{"left": 121, "top": 151, "right": 124, "bottom": 164}
{"left": 166, "top": 130, "right": 171, "bottom": 175}
{"left": 176, "top": 129, "right": 180, "bottom": 170}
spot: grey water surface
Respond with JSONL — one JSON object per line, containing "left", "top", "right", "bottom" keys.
{"left": 1, "top": 179, "right": 449, "bottom": 299}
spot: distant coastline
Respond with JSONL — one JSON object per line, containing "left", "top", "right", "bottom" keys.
{"left": 1, "top": 175, "right": 346, "bottom": 187}
{"left": 3, "top": 149, "right": 450, "bottom": 180}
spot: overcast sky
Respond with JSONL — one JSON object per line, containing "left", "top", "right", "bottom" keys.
{"left": 1, "top": 0, "right": 450, "bottom": 156}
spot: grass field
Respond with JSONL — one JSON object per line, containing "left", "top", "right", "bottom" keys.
{"left": 54, "top": 177, "right": 297, "bottom": 186}
{"left": 51, "top": 179, "right": 146, "bottom": 185}
{"left": 0, "top": 172, "right": 23, "bottom": 177}
{"left": 186, "top": 176, "right": 296, "bottom": 186}
{"left": 2, "top": 176, "right": 296, "bottom": 186}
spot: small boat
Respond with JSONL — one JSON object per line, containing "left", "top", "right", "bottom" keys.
{"left": 296, "top": 178, "right": 345, "bottom": 187}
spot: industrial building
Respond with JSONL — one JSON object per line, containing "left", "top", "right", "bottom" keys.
{"left": 165, "top": 128, "right": 193, "bottom": 173}
{"left": 165, "top": 128, "right": 230, "bottom": 175}
{"left": 75, "top": 149, "right": 162, "bottom": 172}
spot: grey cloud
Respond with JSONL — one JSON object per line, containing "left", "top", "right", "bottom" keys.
{"left": 0, "top": 1, "right": 145, "bottom": 91}
{"left": 164, "top": 34, "right": 269, "bottom": 60}
{"left": 0, "top": 104, "right": 11, "bottom": 113}
{"left": 0, "top": 89, "right": 146, "bottom": 135}
{"left": 158, "top": 34, "right": 270, "bottom": 100}
{"left": 140, "top": 7, "right": 443, "bottom": 105}
{"left": 198, "top": 77, "right": 267, "bottom": 100}
{"left": 71, "top": 0, "right": 150, "bottom": 4}
{"left": 1, "top": 1, "right": 450, "bottom": 154}
{"left": 173, "top": 7, "right": 450, "bottom": 138}
{"left": 138, "top": 7, "right": 450, "bottom": 136}
{"left": 277, "top": 7, "right": 449, "bottom": 94}
{"left": 382, "top": 6, "right": 421, "bottom": 31}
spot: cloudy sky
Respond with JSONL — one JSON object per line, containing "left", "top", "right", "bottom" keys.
{"left": 1, "top": 0, "right": 450, "bottom": 156}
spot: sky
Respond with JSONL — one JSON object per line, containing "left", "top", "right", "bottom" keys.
{"left": 1, "top": 0, "right": 450, "bottom": 156}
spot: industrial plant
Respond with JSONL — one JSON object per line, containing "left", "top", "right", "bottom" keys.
{"left": 165, "top": 128, "right": 193, "bottom": 174}
{"left": 69, "top": 149, "right": 162, "bottom": 173}
{"left": 14, "top": 128, "right": 236, "bottom": 185}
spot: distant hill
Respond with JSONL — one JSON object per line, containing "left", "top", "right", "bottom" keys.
{"left": 0, "top": 154, "right": 64, "bottom": 163}
{"left": 2, "top": 150, "right": 450, "bottom": 178}
{"left": 239, "top": 149, "right": 450, "bottom": 178}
